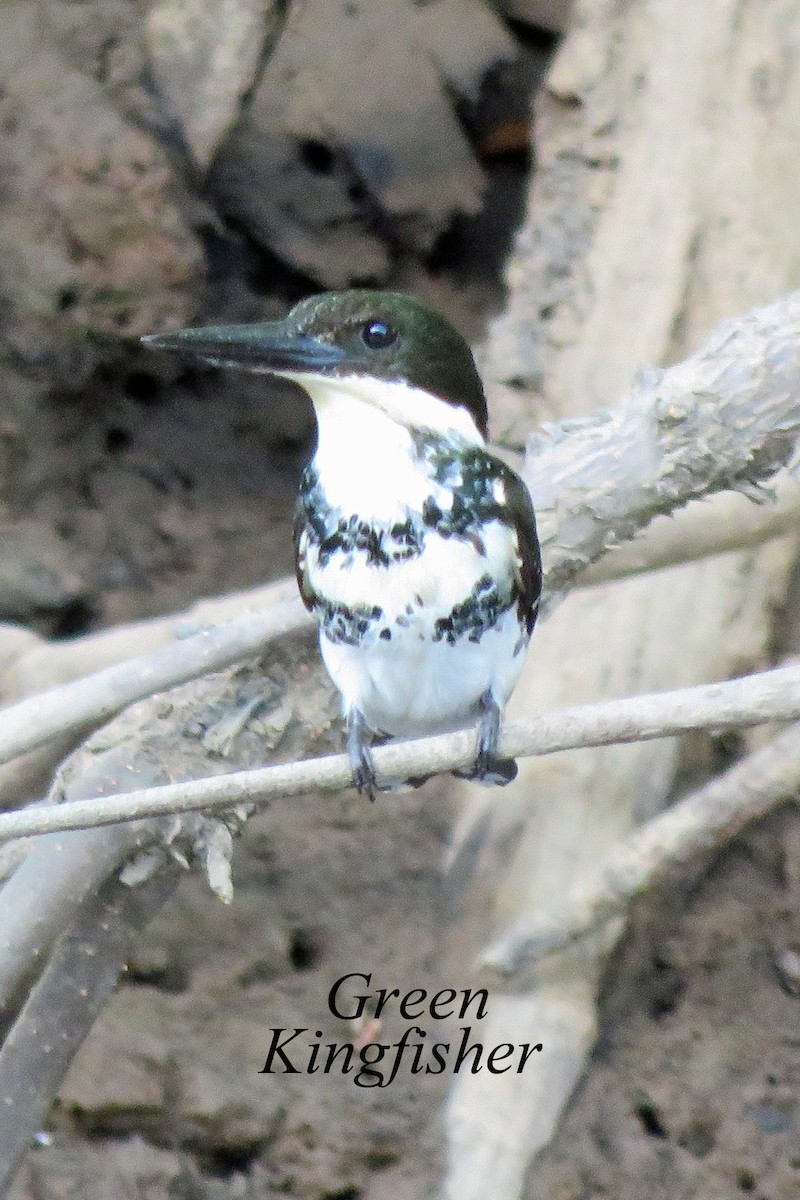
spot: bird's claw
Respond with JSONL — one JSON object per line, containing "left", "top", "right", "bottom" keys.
{"left": 347, "top": 708, "right": 378, "bottom": 801}
{"left": 452, "top": 691, "right": 518, "bottom": 787}
{"left": 469, "top": 752, "right": 518, "bottom": 786}
{"left": 352, "top": 752, "right": 378, "bottom": 801}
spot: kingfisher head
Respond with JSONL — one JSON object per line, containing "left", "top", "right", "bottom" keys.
{"left": 142, "top": 290, "right": 489, "bottom": 442}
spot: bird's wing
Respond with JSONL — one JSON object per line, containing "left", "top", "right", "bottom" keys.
{"left": 293, "top": 505, "right": 319, "bottom": 613}
{"left": 498, "top": 462, "right": 542, "bottom": 635}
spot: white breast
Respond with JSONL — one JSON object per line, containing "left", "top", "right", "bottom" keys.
{"left": 304, "top": 495, "right": 527, "bottom": 737}
{"left": 306, "top": 518, "right": 515, "bottom": 621}
{"left": 299, "top": 378, "right": 528, "bottom": 735}
{"left": 320, "top": 601, "right": 528, "bottom": 738}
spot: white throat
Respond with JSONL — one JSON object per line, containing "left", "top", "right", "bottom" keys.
{"left": 301, "top": 376, "right": 484, "bottom": 521}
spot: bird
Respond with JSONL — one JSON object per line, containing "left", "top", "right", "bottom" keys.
{"left": 143, "top": 291, "right": 541, "bottom": 799}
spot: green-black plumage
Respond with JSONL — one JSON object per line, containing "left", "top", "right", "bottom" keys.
{"left": 143, "top": 290, "right": 490, "bottom": 438}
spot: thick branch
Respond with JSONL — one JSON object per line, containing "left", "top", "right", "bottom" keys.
{"left": 0, "top": 867, "right": 181, "bottom": 1191}
{"left": 479, "top": 722, "right": 800, "bottom": 976}
{"left": 0, "top": 824, "right": 158, "bottom": 1018}
{"left": 578, "top": 474, "right": 800, "bottom": 586}
{"left": 523, "top": 289, "right": 800, "bottom": 592}
{"left": 3, "top": 663, "right": 800, "bottom": 842}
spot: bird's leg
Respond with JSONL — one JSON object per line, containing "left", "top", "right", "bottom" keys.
{"left": 460, "top": 690, "right": 518, "bottom": 786}
{"left": 347, "top": 707, "right": 378, "bottom": 801}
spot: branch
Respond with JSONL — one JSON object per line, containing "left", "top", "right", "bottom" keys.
{"left": 3, "top": 663, "right": 800, "bottom": 842}
{"left": 523, "top": 289, "right": 800, "bottom": 593}
{"left": 0, "top": 580, "right": 303, "bottom": 817}
{"left": 0, "top": 824, "right": 158, "bottom": 1017}
{"left": 0, "top": 664, "right": 267, "bottom": 1019}
{"left": 0, "top": 866, "right": 181, "bottom": 1192}
{"left": 1, "top": 290, "right": 800, "bottom": 775}
{"left": 0, "top": 595, "right": 310, "bottom": 770}
{"left": 0, "top": 664, "right": 263, "bottom": 1140}
{"left": 479, "top": 721, "right": 800, "bottom": 976}
{"left": 0, "top": 576, "right": 300, "bottom": 708}
{"left": 578, "top": 473, "right": 800, "bottom": 587}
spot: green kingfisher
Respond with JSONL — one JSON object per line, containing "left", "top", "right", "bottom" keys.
{"left": 143, "top": 291, "right": 541, "bottom": 799}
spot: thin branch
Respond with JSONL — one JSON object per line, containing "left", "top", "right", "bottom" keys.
{"left": 1, "top": 576, "right": 300, "bottom": 706}
{"left": 0, "top": 291, "right": 799, "bottom": 776}
{"left": 479, "top": 722, "right": 800, "bottom": 977}
{"left": 0, "top": 866, "right": 181, "bottom": 1192}
{"left": 0, "top": 596, "right": 310, "bottom": 770}
{"left": 2, "top": 663, "right": 800, "bottom": 842}
{"left": 0, "top": 581, "right": 302, "bottom": 818}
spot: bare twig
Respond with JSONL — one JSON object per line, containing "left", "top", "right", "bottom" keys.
{"left": 0, "top": 596, "right": 309, "bottom": 770}
{"left": 2, "top": 663, "right": 800, "bottom": 842}
{"left": 0, "top": 866, "right": 181, "bottom": 1192}
{"left": 479, "top": 721, "right": 800, "bottom": 976}
{"left": 0, "top": 581, "right": 302, "bottom": 815}
{"left": 0, "top": 577, "right": 299, "bottom": 708}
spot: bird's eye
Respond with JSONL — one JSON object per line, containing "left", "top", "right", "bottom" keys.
{"left": 361, "top": 320, "right": 397, "bottom": 350}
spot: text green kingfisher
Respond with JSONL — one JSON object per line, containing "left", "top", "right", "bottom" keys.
{"left": 143, "top": 291, "right": 541, "bottom": 799}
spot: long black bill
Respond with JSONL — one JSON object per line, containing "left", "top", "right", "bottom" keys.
{"left": 141, "top": 320, "right": 348, "bottom": 374}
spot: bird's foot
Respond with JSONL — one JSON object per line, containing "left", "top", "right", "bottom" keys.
{"left": 464, "top": 754, "right": 518, "bottom": 786}
{"left": 453, "top": 691, "right": 518, "bottom": 787}
{"left": 347, "top": 708, "right": 378, "bottom": 801}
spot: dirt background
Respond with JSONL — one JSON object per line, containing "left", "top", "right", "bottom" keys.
{"left": 2, "top": 2, "right": 800, "bottom": 1199}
